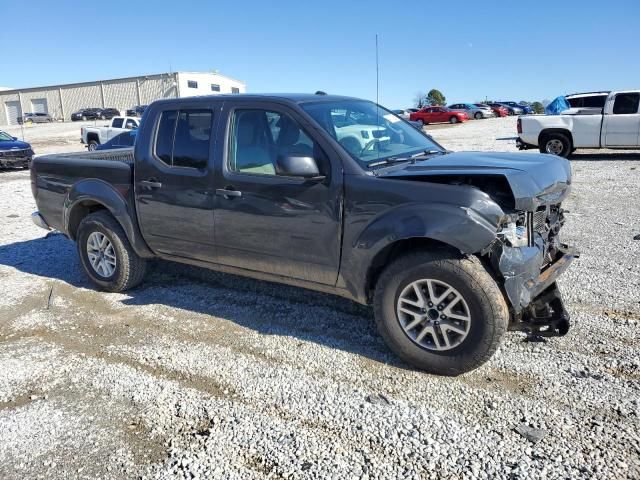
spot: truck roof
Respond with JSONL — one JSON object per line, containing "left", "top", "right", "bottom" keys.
{"left": 152, "top": 93, "right": 365, "bottom": 106}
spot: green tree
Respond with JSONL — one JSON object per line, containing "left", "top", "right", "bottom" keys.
{"left": 531, "top": 101, "right": 544, "bottom": 114}
{"left": 426, "top": 89, "right": 446, "bottom": 106}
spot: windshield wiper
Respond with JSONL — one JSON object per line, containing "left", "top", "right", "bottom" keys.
{"left": 368, "top": 149, "right": 444, "bottom": 168}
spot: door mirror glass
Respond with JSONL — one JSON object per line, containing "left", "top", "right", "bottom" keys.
{"left": 276, "top": 154, "right": 321, "bottom": 178}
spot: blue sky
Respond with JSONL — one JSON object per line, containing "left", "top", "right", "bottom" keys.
{"left": 2, "top": 0, "right": 639, "bottom": 108}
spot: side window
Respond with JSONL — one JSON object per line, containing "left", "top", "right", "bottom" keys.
{"left": 187, "top": 80, "right": 198, "bottom": 89}
{"left": 229, "top": 109, "right": 317, "bottom": 176}
{"left": 125, "top": 119, "right": 137, "bottom": 129}
{"left": 211, "top": 84, "right": 220, "bottom": 92}
{"left": 172, "top": 110, "right": 212, "bottom": 169}
{"left": 155, "top": 110, "right": 177, "bottom": 165}
{"left": 612, "top": 93, "right": 640, "bottom": 115}
{"left": 231, "top": 87, "right": 240, "bottom": 94}
{"left": 112, "top": 118, "right": 124, "bottom": 128}
{"left": 154, "top": 109, "right": 212, "bottom": 169}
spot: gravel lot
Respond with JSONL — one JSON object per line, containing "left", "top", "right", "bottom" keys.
{"left": 0, "top": 117, "right": 638, "bottom": 479}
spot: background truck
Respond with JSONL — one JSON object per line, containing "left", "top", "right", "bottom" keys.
{"left": 81, "top": 116, "right": 141, "bottom": 151}
{"left": 517, "top": 90, "right": 640, "bottom": 157}
{"left": 30, "top": 93, "right": 577, "bottom": 376}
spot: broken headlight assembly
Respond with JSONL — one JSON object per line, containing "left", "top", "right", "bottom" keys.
{"left": 498, "top": 214, "right": 530, "bottom": 248}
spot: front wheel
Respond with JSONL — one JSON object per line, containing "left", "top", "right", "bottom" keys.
{"left": 373, "top": 251, "right": 508, "bottom": 376}
{"left": 449, "top": 116, "right": 459, "bottom": 124}
{"left": 474, "top": 112, "right": 482, "bottom": 120}
{"left": 77, "top": 211, "right": 146, "bottom": 292}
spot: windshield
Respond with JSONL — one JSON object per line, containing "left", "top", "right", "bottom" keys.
{"left": 302, "top": 100, "right": 442, "bottom": 167}
{"left": 0, "top": 131, "right": 14, "bottom": 141}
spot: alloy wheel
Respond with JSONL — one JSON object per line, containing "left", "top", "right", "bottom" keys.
{"left": 396, "top": 279, "right": 471, "bottom": 351}
{"left": 545, "top": 139, "right": 564, "bottom": 155}
{"left": 86, "top": 232, "right": 117, "bottom": 278}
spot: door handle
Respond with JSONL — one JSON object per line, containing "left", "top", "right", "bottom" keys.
{"left": 216, "top": 188, "right": 242, "bottom": 199}
{"left": 140, "top": 180, "right": 162, "bottom": 189}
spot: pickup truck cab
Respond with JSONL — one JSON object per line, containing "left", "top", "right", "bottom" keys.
{"left": 517, "top": 90, "right": 640, "bottom": 157}
{"left": 31, "top": 94, "right": 577, "bottom": 375}
{"left": 81, "top": 116, "right": 141, "bottom": 151}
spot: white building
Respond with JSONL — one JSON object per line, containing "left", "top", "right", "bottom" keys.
{"left": 0, "top": 71, "right": 246, "bottom": 125}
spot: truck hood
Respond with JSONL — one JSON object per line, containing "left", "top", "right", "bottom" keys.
{"left": 377, "top": 151, "right": 572, "bottom": 211}
{"left": 0, "top": 139, "right": 31, "bottom": 151}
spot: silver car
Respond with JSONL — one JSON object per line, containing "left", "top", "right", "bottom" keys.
{"left": 17, "top": 112, "right": 53, "bottom": 124}
{"left": 447, "top": 103, "right": 495, "bottom": 119}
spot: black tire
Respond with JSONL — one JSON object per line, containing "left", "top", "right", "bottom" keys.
{"left": 417, "top": 119, "right": 425, "bottom": 126}
{"left": 76, "top": 211, "right": 146, "bottom": 292}
{"left": 474, "top": 112, "right": 482, "bottom": 120}
{"left": 539, "top": 133, "right": 572, "bottom": 158}
{"left": 88, "top": 140, "right": 99, "bottom": 151}
{"left": 373, "top": 251, "right": 508, "bottom": 376}
{"left": 449, "top": 116, "right": 459, "bottom": 124}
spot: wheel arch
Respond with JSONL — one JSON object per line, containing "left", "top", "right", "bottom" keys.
{"left": 64, "top": 179, "right": 153, "bottom": 257}
{"left": 86, "top": 132, "right": 100, "bottom": 143}
{"left": 538, "top": 128, "right": 573, "bottom": 147}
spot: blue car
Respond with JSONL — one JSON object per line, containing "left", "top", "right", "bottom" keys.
{"left": 95, "top": 130, "right": 137, "bottom": 150}
{"left": 0, "top": 130, "right": 34, "bottom": 168}
{"left": 499, "top": 101, "right": 534, "bottom": 115}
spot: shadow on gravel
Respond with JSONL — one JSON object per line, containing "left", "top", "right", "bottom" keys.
{"left": 570, "top": 152, "right": 640, "bottom": 161}
{"left": 0, "top": 233, "right": 403, "bottom": 369}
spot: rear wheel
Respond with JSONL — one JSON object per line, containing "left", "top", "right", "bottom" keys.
{"left": 474, "top": 112, "right": 482, "bottom": 120}
{"left": 88, "top": 140, "right": 99, "bottom": 151}
{"left": 373, "top": 251, "right": 508, "bottom": 375}
{"left": 449, "top": 116, "right": 459, "bottom": 124}
{"left": 77, "top": 211, "right": 146, "bottom": 292}
{"left": 416, "top": 119, "right": 425, "bottom": 126}
{"left": 540, "top": 133, "right": 571, "bottom": 158}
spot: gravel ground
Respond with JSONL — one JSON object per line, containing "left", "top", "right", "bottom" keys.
{"left": 0, "top": 117, "right": 638, "bottom": 479}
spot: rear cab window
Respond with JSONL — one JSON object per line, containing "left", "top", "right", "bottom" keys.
{"left": 112, "top": 118, "right": 124, "bottom": 128}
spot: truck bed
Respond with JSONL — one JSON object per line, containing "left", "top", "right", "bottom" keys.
{"left": 31, "top": 148, "right": 135, "bottom": 233}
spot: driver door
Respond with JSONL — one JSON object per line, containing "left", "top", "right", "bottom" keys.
{"left": 213, "top": 102, "right": 343, "bottom": 285}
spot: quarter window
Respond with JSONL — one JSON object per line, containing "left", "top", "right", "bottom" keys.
{"left": 187, "top": 80, "right": 198, "bottom": 89}
{"left": 154, "top": 109, "right": 212, "bottom": 169}
{"left": 612, "top": 93, "right": 640, "bottom": 115}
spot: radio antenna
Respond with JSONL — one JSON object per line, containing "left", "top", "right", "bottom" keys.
{"left": 375, "top": 33, "right": 380, "bottom": 106}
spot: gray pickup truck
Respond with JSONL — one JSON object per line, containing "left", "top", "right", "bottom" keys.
{"left": 30, "top": 93, "right": 577, "bottom": 375}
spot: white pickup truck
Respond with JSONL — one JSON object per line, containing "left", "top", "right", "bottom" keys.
{"left": 81, "top": 116, "right": 141, "bottom": 151}
{"left": 517, "top": 90, "right": 640, "bottom": 157}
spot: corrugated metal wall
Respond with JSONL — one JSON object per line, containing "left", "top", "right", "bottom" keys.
{"left": 0, "top": 72, "right": 229, "bottom": 125}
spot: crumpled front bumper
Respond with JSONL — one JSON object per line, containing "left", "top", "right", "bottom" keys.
{"left": 498, "top": 240, "right": 579, "bottom": 336}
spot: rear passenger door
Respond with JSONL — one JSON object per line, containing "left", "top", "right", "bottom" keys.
{"left": 135, "top": 102, "right": 219, "bottom": 262}
{"left": 212, "top": 101, "right": 343, "bottom": 285}
{"left": 603, "top": 92, "right": 640, "bottom": 147}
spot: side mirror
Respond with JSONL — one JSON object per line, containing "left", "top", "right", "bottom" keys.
{"left": 12, "top": 137, "right": 17, "bottom": 140}
{"left": 276, "top": 154, "right": 323, "bottom": 179}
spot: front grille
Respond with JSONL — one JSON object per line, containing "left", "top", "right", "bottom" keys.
{"left": 0, "top": 148, "right": 32, "bottom": 158}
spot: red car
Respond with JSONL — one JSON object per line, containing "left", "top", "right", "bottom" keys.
{"left": 409, "top": 106, "right": 468, "bottom": 125}
{"left": 477, "top": 103, "right": 509, "bottom": 117}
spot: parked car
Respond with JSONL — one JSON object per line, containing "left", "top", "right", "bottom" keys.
{"left": 95, "top": 130, "right": 137, "bottom": 150}
{"left": 126, "top": 105, "right": 148, "bottom": 117}
{"left": 330, "top": 111, "right": 391, "bottom": 155}
{"left": 517, "top": 90, "right": 640, "bottom": 157}
{"left": 30, "top": 93, "right": 577, "bottom": 376}
{"left": 448, "top": 103, "right": 494, "bottom": 120}
{"left": 0, "top": 130, "right": 34, "bottom": 168}
{"left": 71, "top": 108, "right": 103, "bottom": 121}
{"left": 410, "top": 106, "right": 469, "bottom": 125}
{"left": 476, "top": 103, "right": 508, "bottom": 117}
{"left": 97, "top": 108, "right": 121, "bottom": 120}
{"left": 391, "top": 109, "right": 411, "bottom": 119}
{"left": 498, "top": 102, "right": 532, "bottom": 115}
{"left": 81, "top": 116, "right": 141, "bottom": 151}
{"left": 17, "top": 112, "right": 53, "bottom": 124}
